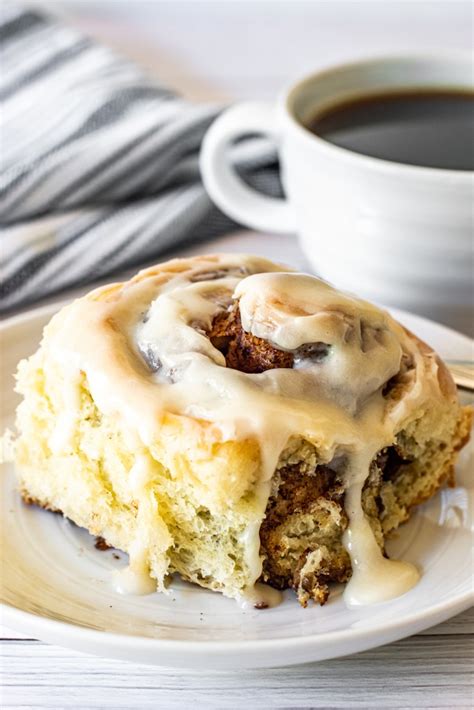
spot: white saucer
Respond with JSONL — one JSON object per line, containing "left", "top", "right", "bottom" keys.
{"left": 1, "top": 302, "right": 472, "bottom": 669}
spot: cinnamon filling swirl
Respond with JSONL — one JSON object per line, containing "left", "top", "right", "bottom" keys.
{"left": 209, "top": 304, "right": 294, "bottom": 373}
{"left": 209, "top": 303, "right": 331, "bottom": 374}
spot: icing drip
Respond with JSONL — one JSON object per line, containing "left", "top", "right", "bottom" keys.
{"left": 49, "top": 366, "right": 82, "bottom": 453}
{"left": 237, "top": 583, "right": 283, "bottom": 610}
{"left": 342, "top": 450, "right": 419, "bottom": 606}
{"left": 44, "top": 254, "right": 442, "bottom": 605}
{"left": 112, "top": 539, "right": 157, "bottom": 595}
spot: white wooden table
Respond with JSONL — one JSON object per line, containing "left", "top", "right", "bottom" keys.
{"left": 3, "top": 2, "right": 473, "bottom": 707}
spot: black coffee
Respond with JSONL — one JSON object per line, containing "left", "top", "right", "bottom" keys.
{"left": 306, "top": 90, "right": 474, "bottom": 170}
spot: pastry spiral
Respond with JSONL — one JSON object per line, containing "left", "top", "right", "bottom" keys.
{"left": 12, "top": 254, "right": 471, "bottom": 607}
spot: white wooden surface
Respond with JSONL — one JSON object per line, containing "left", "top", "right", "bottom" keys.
{"left": 3, "top": 2, "right": 474, "bottom": 707}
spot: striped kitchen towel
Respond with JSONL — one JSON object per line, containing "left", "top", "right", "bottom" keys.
{"left": 0, "top": 5, "right": 280, "bottom": 312}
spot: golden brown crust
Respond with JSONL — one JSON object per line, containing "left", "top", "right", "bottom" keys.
{"left": 401, "top": 326, "right": 458, "bottom": 400}
{"left": 94, "top": 536, "right": 112, "bottom": 551}
{"left": 399, "top": 405, "right": 473, "bottom": 513}
{"left": 21, "top": 492, "right": 62, "bottom": 514}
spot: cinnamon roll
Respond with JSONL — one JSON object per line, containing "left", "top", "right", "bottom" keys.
{"left": 11, "top": 254, "right": 472, "bottom": 607}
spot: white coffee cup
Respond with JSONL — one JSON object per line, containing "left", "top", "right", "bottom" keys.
{"left": 200, "top": 55, "right": 473, "bottom": 332}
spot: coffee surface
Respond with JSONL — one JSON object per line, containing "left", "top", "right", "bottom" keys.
{"left": 306, "top": 90, "right": 474, "bottom": 170}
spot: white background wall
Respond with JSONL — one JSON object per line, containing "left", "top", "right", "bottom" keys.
{"left": 29, "top": 1, "right": 473, "bottom": 101}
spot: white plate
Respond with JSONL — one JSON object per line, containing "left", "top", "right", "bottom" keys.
{"left": 1, "top": 302, "right": 472, "bottom": 669}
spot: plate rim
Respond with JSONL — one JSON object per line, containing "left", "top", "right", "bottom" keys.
{"left": 1, "top": 298, "right": 473, "bottom": 665}
{"left": 2, "top": 588, "right": 473, "bottom": 653}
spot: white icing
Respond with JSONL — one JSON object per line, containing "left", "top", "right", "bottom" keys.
{"left": 237, "top": 583, "right": 283, "bottom": 610}
{"left": 236, "top": 272, "right": 403, "bottom": 412}
{"left": 129, "top": 455, "right": 155, "bottom": 497}
{"left": 342, "top": 449, "right": 419, "bottom": 606}
{"left": 239, "top": 480, "right": 273, "bottom": 588}
{"left": 118, "top": 453, "right": 170, "bottom": 595}
{"left": 42, "top": 254, "right": 448, "bottom": 605}
{"left": 112, "top": 565, "right": 157, "bottom": 596}
{"left": 112, "top": 540, "right": 156, "bottom": 596}
{"left": 49, "top": 367, "right": 82, "bottom": 453}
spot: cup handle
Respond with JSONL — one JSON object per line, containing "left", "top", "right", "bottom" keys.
{"left": 200, "top": 102, "right": 296, "bottom": 233}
